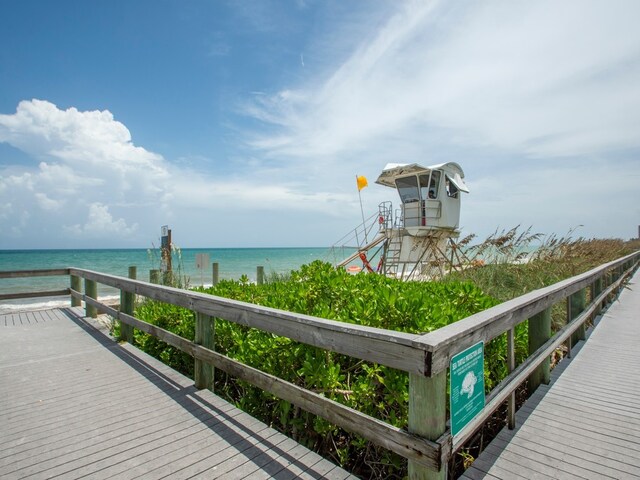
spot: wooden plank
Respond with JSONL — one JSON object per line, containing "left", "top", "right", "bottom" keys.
{"left": 88, "top": 403, "right": 258, "bottom": 478}
{"left": 191, "top": 430, "right": 296, "bottom": 479}
{"left": 101, "top": 303, "right": 443, "bottom": 470}
{"left": 517, "top": 405, "right": 640, "bottom": 455}
{"left": 481, "top": 441, "right": 586, "bottom": 480}
{"left": 70, "top": 274, "right": 82, "bottom": 307}
{"left": 194, "top": 312, "right": 215, "bottom": 390}
{"left": 35, "top": 406, "right": 260, "bottom": 479}
{"left": 191, "top": 327, "right": 443, "bottom": 471}
{"left": 0, "top": 268, "right": 69, "bottom": 278}
{"left": 133, "top": 423, "right": 281, "bottom": 479}
{"left": 527, "top": 307, "right": 551, "bottom": 392}
{"left": 0, "top": 308, "right": 356, "bottom": 480}
{"left": 84, "top": 278, "right": 97, "bottom": 317}
{"left": 511, "top": 422, "right": 640, "bottom": 475}
{"left": 71, "top": 267, "right": 429, "bottom": 375}
{"left": 496, "top": 430, "right": 628, "bottom": 478}
{"left": 408, "top": 371, "right": 447, "bottom": 479}
{"left": 463, "top": 271, "right": 640, "bottom": 479}
{"left": 452, "top": 299, "right": 599, "bottom": 449}
{"left": 119, "top": 265, "right": 136, "bottom": 343}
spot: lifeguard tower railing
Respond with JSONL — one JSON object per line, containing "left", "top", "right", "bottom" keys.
{"left": 1, "top": 250, "right": 638, "bottom": 478}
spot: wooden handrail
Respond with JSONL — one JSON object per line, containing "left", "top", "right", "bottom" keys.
{"left": 69, "top": 267, "right": 430, "bottom": 375}
{"left": 416, "top": 251, "right": 640, "bottom": 376}
{"left": 0, "top": 289, "right": 70, "bottom": 301}
{"left": 0, "top": 268, "right": 70, "bottom": 278}
{"left": 3, "top": 249, "right": 639, "bottom": 479}
{"left": 76, "top": 293, "right": 444, "bottom": 470}
{"left": 450, "top": 266, "right": 634, "bottom": 449}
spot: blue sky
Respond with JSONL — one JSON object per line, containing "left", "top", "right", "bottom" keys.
{"left": 1, "top": 0, "right": 639, "bottom": 249}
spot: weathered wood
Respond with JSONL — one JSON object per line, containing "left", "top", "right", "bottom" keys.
{"left": 95, "top": 303, "right": 442, "bottom": 470}
{"left": 416, "top": 251, "right": 639, "bottom": 376}
{"left": 149, "top": 269, "right": 160, "bottom": 284}
{"left": 0, "top": 307, "right": 355, "bottom": 480}
{"left": 84, "top": 278, "right": 97, "bottom": 318}
{"left": 592, "top": 278, "right": 601, "bottom": 317}
{"left": 195, "top": 312, "right": 215, "bottom": 391}
{"left": 463, "top": 272, "right": 640, "bottom": 479}
{"left": 527, "top": 307, "right": 551, "bottom": 393}
{"left": 120, "top": 266, "right": 136, "bottom": 343}
{"left": 408, "top": 371, "right": 447, "bottom": 478}
{"left": 212, "top": 262, "right": 219, "bottom": 286}
{"left": 569, "top": 287, "right": 586, "bottom": 345}
{"left": 506, "top": 328, "right": 515, "bottom": 430}
{"left": 0, "top": 268, "right": 69, "bottom": 279}
{"left": 451, "top": 275, "right": 623, "bottom": 450}
{"left": 69, "top": 267, "right": 429, "bottom": 375}
{"left": 257, "top": 265, "right": 265, "bottom": 285}
{"left": 0, "top": 289, "right": 70, "bottom": 301}
{"left": 70, "top": 275, "right": 81, "bottom": 307}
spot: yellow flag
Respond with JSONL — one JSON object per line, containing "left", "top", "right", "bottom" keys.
{"left": 356, "top": 175, "right": 368, "bottom": 191}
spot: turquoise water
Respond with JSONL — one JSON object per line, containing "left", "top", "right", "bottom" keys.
{"left": 0, "top": 247, "right": 355, "bottom": 313}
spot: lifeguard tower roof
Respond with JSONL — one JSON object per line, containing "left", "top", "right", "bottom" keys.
{"left": 375, "top": 162, "right": 470, "bottom": 193}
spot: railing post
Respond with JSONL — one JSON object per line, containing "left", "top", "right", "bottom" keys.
{"left": 408, "top": 372, "right": 447, "bottom": 480}
{"left": 569, "top": 288, "right": 587, "bottom": 347}
{"left": 212, "top": 262, "right": 219, "bottom": 286}
{"left": 195, "top": 312, "right": 215, "bottom": 391}
{"left": 149, "top": 269, "right": 160, "bottom": 284}
{"left": 70, "top": 275, "right": 82, "bottom": 307}
{"left": 507, "top": 328, "right": 516, "bottom": 429}
{"left": 84, "top": 278, "right": 97, "bottom": 318}
{"left": 120, "top": 266, "right": 136, "bottom": 343}
{"left": 593, "top": 277, "right": 603, "bottom": 317}
{"left": 528, "top": 307, "right": 551, "bottom": 394}
{"left": 257, "top": 265, "right": 265, "bottom": 285}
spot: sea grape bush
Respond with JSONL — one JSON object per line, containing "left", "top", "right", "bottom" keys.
{"left": 134, "top": 261, "right": 501, "bottom": 478}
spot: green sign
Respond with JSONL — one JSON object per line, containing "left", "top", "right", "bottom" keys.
{"left": 450, "top": 341, "right": 485, "bottom": 436}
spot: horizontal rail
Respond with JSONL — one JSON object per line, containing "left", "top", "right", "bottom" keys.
{"left": 417, "top": 251, "right": 640, "bottom": 376}
{"left": 69, "top": 268, "right": 430, "bottom": 375}
{"left": 4, "top": 249, "right": 639, "bottom": 476}
{"left": 83, "top": 294, "right": 444, "bottom": 470}
{"left": 451, "top": 267, "right": 631, "bottom": 449}
{"left": 0, "top": 288, "right": 70, "bottom": 301}
{"left": 0, "top": 268, "right": 70, "bottom": 279}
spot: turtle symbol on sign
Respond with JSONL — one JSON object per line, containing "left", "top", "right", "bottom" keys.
{"left": 460, "top": 371, "right": 477, "bottom": 399}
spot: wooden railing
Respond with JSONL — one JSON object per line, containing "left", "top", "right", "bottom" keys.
{"left": 0, "top": 269, "right": 70, "bottom": 300}
{"left": 1, "top": 250, "right": 639, "bottom": 479}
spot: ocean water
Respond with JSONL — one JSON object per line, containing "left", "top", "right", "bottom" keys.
{"left": 0, "top": 247, "right": 355, "bottom": 313}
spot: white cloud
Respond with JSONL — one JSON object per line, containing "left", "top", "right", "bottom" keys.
{"left": 0, "top": 100, "right": 171, "bottom": 246}
{"left": 0, "top": 99, "right": 356, "bottom": 247}
{"left": 2, "top": 1, "right": 640, "bottom": 248}
{"left": 245, "top": 0, "right": 640, "bottom": 160}
{"left": 65, "top": 203, "right": 138, "bottom": 237}
{"left": 35, "top": 192, "right": 63, "bottom": 211}
{"left": 238, "top": 0, "right": 640, "bottom": 241}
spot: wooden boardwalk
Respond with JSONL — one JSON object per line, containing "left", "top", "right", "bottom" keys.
{"left": 0, "top": 307, "right": 356, "bottom": 480}
{"left": 461, "top": 270, "right": 640, "bottom": 480}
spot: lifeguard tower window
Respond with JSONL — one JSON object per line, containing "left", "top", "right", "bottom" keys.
{"left": 419, "top": 171, "right": 441, "bottom": 200}
{"left": 446, "top": 176, "right": 459, "bottom": 198}
{"left": 395, "top": 176, "right": 420, "bottom": 203}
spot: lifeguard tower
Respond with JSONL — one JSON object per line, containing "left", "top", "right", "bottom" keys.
{"left": 338, "top": 162, "right": 470, "bottom": 279}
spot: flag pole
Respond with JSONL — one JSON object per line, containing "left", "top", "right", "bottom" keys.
{"left": 357, "top": 175, "right": 368, "bottom": 244}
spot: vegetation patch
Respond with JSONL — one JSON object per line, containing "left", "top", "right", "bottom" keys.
{"left": 129, "top": 231, "right": 639, "bottom": 479}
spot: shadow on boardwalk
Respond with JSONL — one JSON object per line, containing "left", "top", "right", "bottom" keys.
{"left": 0, "top": 307, "right": 355, "bottom": 479}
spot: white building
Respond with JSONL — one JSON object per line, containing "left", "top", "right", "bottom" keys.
{"left": 340, "top": 162, "right": 469, "bottom": 279}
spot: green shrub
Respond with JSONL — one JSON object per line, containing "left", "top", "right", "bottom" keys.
{"left": 134, "top": 260, "right": 498, "bottom": 478}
